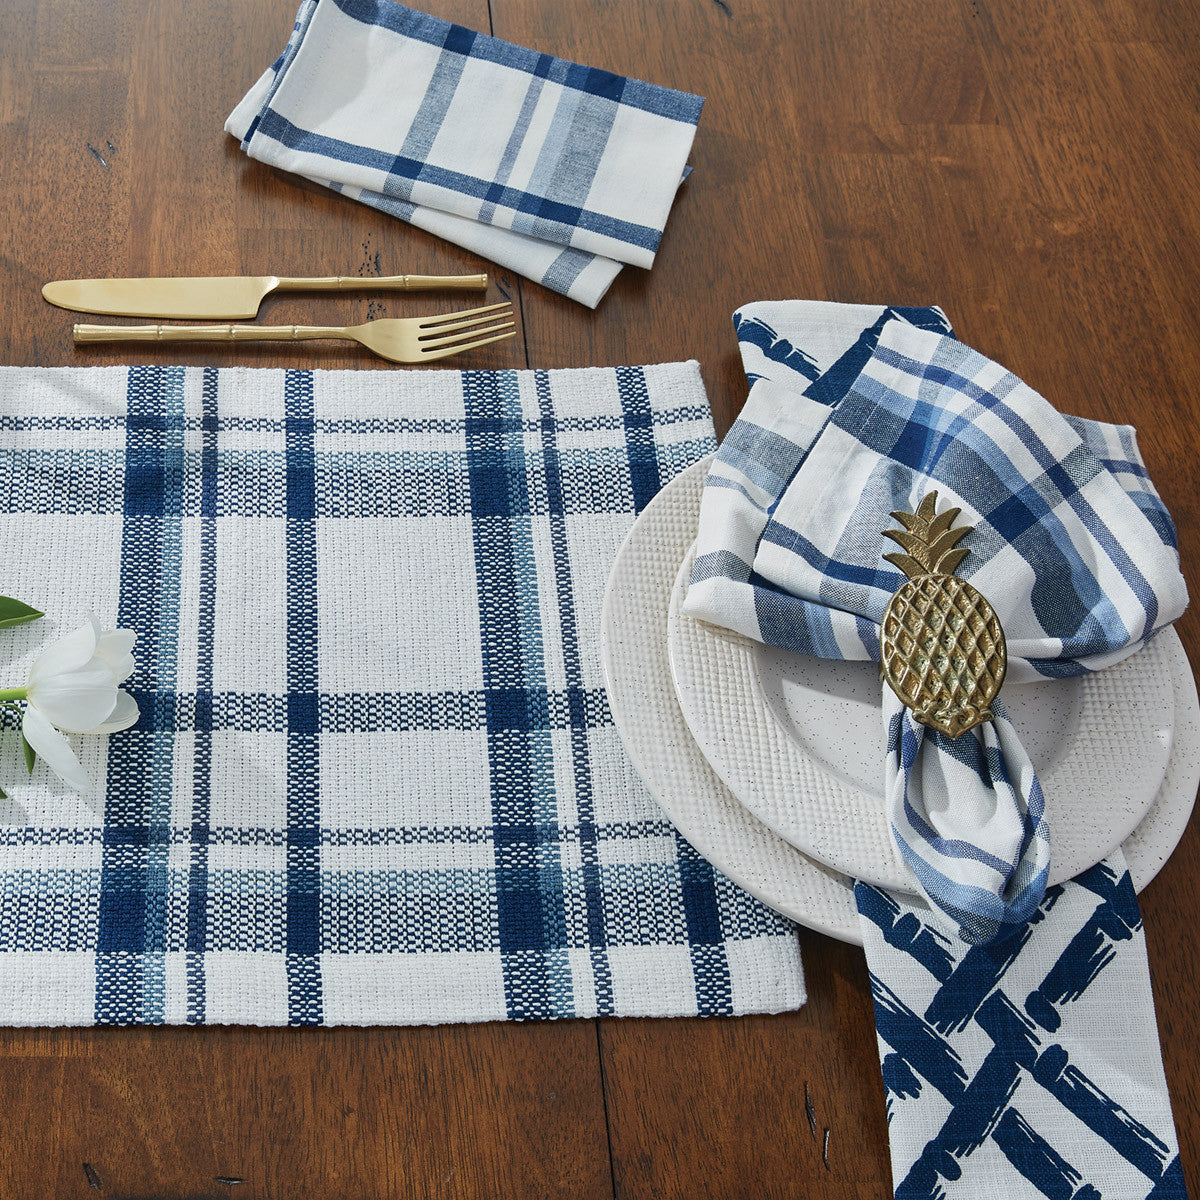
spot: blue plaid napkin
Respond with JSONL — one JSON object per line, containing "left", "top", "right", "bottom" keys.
{"left": 225, "top": 0, "right": 703, "bottom": 307}
{"left": 0, "top": 361, "right": 804, "bottom": 1026}
{"left": 684, "top": 302, "right": 1187, "bottom": 940}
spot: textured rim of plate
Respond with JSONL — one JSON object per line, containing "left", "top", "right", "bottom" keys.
{"left": 669, "top": 546, "right": 1176, "bottom": 890}
{"left": 602, "top": 455, "right": 1199, "bottom": 945}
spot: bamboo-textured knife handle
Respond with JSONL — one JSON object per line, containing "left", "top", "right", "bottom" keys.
{"left": 273, "top": 274, "right": 487, "bottom": 292}
{"left": 73, "top": 323, "right": 347, "bottom": 344}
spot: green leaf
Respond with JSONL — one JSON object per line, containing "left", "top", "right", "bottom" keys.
{"left": 0, "top": 784, "right": 6, "bottom": 800}
{"left": 22, "top": 733, "right": 35, "bottom": 775}
{"left": 0, "top": 597, "right": 43, "bottom": 629}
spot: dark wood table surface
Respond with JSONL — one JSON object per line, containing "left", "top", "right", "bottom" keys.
{"left": 2, "top": 1, "right": 1198, "bottom": 1196}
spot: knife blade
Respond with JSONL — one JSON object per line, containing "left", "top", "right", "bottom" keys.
{"left": 42, "top": 273, "right": 489, "bottom": 319}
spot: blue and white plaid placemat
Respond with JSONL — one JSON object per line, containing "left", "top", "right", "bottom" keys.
{"left": 0, "top": 361, "right": 804, "bottom": 1026}
{"left": 226, "top": 0, "right": 703, "bottom": 307}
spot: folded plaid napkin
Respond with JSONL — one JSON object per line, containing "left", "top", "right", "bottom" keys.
{"left": 684, "top": 302, "right": 1187, "bottom": 941}
{"left": 0, "top": 361, "right": 804, "bottom": 1026}
{"left": 225, "top": 0, "right": 703, "bottom": 307}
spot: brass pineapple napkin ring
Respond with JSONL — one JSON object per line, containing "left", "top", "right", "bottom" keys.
{"left": 880, "top": 491, "right": 1007, "bottom": 738}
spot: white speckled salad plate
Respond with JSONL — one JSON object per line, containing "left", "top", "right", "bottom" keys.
{"left": 601, "top": 456, "right": 1200, "bottom": 944}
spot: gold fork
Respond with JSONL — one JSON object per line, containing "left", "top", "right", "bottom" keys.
{"left": 73, "top": 302, "right": 516, "bottom": 364}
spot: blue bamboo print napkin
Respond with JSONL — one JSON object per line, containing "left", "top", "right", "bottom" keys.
{"left": 858, "top": 855, "right": 1186, "bottom": 1199}
{"left": 225, "top": 0, "right": 703, "bottom": 307}
{"left": 0, "top": 361, "right": 804, "bottom": 1026}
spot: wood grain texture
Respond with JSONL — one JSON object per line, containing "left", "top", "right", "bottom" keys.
{"left": 0, "top": 0, "right": 1198, "bottom": 1196}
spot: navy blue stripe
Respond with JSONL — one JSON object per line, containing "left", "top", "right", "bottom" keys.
{"left": 331, "top": 0, "right": 703, "bottom": 122}
{"left": 854, "top": 884, "right": 955, "bottom": 982}
{"left": 117, "top": 684, "right": 613, "bottom": 734}
{"left": 254, "top": 111, "right": 666, "bottom": 255}
{"left": 1148, "top": 1156, "right": 1187, "bottom": 1199}
{"left": 0, "top": 415, "right": 126, "bottom": 430}
{"left": 868, "top": 974, "right": 968, "bottom": 1104}
{"left": 283, "top": 369, "right": 323, "bottom": 1025}
{"left": 464, "top": 369, "right": 565, "bottom": 1019}
{"left": 991, "top": 1107, "right": 1090, "bottom": 1197}
{"left": 534, "top": 370, "right": 614, "bottom": 1014}
{"left": 185, "top": 366, "right": 219, "bottom": 1022}
{"left": 616, "top": 365, "right": 662, "bottom": 512}
{"left": 95, "top": 366, "right": 186, "bottom": 1024}
{"left": 674, "top": 835, "right": 734, "bottom": 1014}
{"left": 803, "top": 305, "right": 953, "bottom": 408}
{"left": 0, "top": 442, "right": 716, "bottom": 520}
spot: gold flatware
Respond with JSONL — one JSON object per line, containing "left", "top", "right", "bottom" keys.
{"left": 44, "top": 273, "right": 489, "bottom": 319}
{"left": 73, "top": 303, "right": 516, "bottom": 364}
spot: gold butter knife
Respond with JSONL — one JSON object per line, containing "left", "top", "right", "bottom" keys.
{"left": 42, "top": 272, "right": 488, "bottom": 320}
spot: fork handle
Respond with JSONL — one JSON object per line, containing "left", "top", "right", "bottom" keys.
{"left": 274, "top": 274, "right": 487, "bottom": 292}
{"left": 74, "top": 323, "right": 349, "bottom": 345}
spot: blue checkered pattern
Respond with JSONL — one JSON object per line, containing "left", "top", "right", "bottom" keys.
{"left": 0, "top": 361, "right": 805, "bottom": 1026}
{"left": 857, "top": 854, "right": 1187, "bottom": 1199}
{"left": 683, "top": 301, "right": 1187, "bottom": 941}
{"left": 225, "top": 0, "right": 703, "bottom": 307}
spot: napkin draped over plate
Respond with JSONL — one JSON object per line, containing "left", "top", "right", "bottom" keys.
{"left": 226, "top": 0, "right": 703, "bottom": 307}
{"left": 685, "top": 302, "right": 1187, "bottom": 941}
{"left": 685, "top": 302, "right": 1189, "bottom": 1198}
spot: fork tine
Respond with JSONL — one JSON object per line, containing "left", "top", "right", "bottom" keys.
{"left": 419, "top": 330, "right": 518, "bottom": 361}
{"left": 417, "top": 309, "right": 514, "bottom": 342}
{"left": 420, "top": 320, "right": 516, "bottom": 351}
{"left": 416, "top": 302, "right": 512, "bottom": 330}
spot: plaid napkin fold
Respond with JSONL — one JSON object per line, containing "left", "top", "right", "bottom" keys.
{"left": 0, "top": 361, "right": 804, "bottom": 1027}
{"left": 683, "top": 302, "right": 1187, "bottom": 941}
{"left": 225, "top": 0, "right": 703, "bottom": 307}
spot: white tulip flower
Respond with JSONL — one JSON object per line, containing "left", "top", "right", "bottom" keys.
{"left": 0, "top": 616, "right": 139, "bottom": 795}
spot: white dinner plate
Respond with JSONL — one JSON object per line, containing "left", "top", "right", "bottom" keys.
{"left": 669, "top": 548, "right": 1175, "bottom": 891}
{"left": 601, "top": 456, "right": 1200, "bottom": 945}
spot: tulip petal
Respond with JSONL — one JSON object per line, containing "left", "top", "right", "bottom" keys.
{"left": 26, "top": 619, "right": 100, "bottom": 686}
{"left": 94, "top": 689, "right": 140, "bottom": 733}
{"left": 28, "top": 665, "right": 119, "bottom": 731}
{"left": 22, "top": 706, "right": 93, "bottom": 795}
{"left": 95, "top": 629, "right": 137, "bottom": 684}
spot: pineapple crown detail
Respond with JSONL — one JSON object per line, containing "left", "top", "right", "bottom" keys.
{"left": 882, "top": 490, "right": 972, "bottom": 580}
